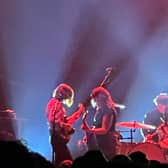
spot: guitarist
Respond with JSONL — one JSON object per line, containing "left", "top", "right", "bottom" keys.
{"left": 81, "top": 86, "right": 120, "bottom": 160}
{"left": 45, "top": 83, "right": 85, "bottom": 166}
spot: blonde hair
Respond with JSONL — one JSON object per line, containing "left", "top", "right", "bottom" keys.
{"left": 52, "top": 83, "right": 74, "bottom": 100}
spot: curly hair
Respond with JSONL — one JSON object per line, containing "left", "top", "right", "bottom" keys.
{"left": 52, "top": 83, "right": 74, "bottom": 100}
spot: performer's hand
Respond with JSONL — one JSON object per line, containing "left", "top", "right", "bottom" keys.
{"left": 81, "top": 123, "right": 89, "bottom": 131}
{"left": 82, "top": 135, "right": 87, "bottom": 143}
{"left": 78, "top": 103, "right": 86, "bottom": 113}
{"left": 73, "top": 103, "right": 85, "bottom": 119}
{"left": 68, "top": 103, "right": 86, "bottom": 124}
{"left": 145, "top": 134, "right": 153, "bottom": 142}
{"left": 81, "top": 123, "right": 86, "bottom": 130}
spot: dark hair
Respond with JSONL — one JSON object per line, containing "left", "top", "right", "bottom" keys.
{"left": 91, "top": 87, "right": 109, "bottom": 100}
{"left": 153, "top": 93, "right": 168, "bottom": 105}
{"left": 91, "top": 87, "right": 116, "bottom": 108}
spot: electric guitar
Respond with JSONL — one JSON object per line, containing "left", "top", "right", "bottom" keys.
{"left": 53, "top": 104, "right": 84, "bottom": 143}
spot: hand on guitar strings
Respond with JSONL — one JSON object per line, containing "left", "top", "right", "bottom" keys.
{"left": 81, "top": 122, "right": 91, "bottom": 132}
{"left": 67, "top": 103, "right": 86, "bottom": 125}
{"left": 78, "top": 103, "right": 86, "bottom": 114}
{"left": 74, "top": 103, "right": 86, "bottom": 119}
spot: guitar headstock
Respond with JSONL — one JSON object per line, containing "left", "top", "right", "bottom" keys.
{"left": 82, "top": 110, "right": 88, "bottom": 122}
{"left": 82, "top": 67, "right": 116, "bottom": 109}
{"left": 100, "top": 67, "right": 114, "bottom": 87}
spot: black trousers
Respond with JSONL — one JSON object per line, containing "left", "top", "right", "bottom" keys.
{"left": 50, "top": 132, "right": 73, "bottom": 166}
{"left": 87, "top": 132, "right": 117, "bottom": 160}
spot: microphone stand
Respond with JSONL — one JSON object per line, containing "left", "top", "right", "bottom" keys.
{"left": 164, "top": 106, "right": 168, "bottom": 125}
{"left": 50, "top": 98, "right": 64, "bottom": 165}
{"left": 51, "top": 99, "right": 61, "bottom": 164}
{"left": 51, "top": 109, "right": 57, "bottom": 164}
{"left": 130, "top": 128, "right": 136, "bottom": 143}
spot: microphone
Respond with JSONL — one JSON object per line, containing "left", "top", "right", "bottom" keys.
{"left": 114, "top": 103, "right": 126, "bottom": 109}
{"left": 160, "top": 117, "right": 164, "bottom": 123}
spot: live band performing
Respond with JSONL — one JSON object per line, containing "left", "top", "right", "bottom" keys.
{"left": 45, "top": 68, "right": 168, "bottom": 165}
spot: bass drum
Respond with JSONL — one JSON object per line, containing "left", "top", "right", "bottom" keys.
{"left": 129, "top": 143, "right": 166, "bottom": 163}
{"left": 116, "top": 142, "right": 136, "bottom": 155}
{"left": 156, "top": 122, "right": 168, "bottom": 149}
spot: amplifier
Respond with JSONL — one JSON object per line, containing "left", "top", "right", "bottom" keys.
{"left": 0, "top": 117, "right": 18, "bottom": 140}
{"left": 0, "top": 111, "right": 16, "bottom": 119}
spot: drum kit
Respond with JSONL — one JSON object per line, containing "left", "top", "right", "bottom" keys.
{"left": 115, "top": 121, "right": 168, "bottom": 163}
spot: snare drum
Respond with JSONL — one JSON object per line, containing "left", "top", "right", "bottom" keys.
{"left": 129, "top": 143, "right": 165, "bottom": 162}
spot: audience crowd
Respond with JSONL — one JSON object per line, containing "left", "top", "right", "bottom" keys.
{"left": 1, "top": 140, "right": 168, "bottom": 168}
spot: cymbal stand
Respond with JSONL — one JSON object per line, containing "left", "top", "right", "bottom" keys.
{"left": 130, "top": 128, "right": 136, "bottom": 143}
{"left": 119, "top": 129, "right": 136, "bottom": 143}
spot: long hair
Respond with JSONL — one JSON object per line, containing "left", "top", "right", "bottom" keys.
{"left": 91, "top": 86, "right": 116, "bottom": 109}
{"left": 153, "top": 93, "right": 168, "bottom": 106}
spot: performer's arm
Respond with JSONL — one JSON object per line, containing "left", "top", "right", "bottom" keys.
{"left": 67, "top": 103, "right": 85, "bottom": 125}
{"left": 92, "top": 113, "right": 113, "bottom": 134}
{"left": 81, "top": 111, "right": 113, "bottom": 135}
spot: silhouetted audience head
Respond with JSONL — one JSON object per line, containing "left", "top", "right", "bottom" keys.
{"left": 148, "top": 160, "right": 161, "bottom": 168}
{"left": 110, "top": 154, "right": 131, "bottom": 163}
{"left": 58, "top": 159, "right": 72, "bottom": 168}
{"left": 0, "top": 140, "right": 32, "bottom": 168}
{"left": 72, "top": 150, "right": 107, "bottom": 168}
{"left": 1, "top": 139, "right": 168, "bottom": 168}
{"left": 84, "top": 150, "right": 107, "bottom": 168}
{"left": 129, "top": 151, "right": 148, "bottom": 163}
{"left": 71, "top": 156, "right": 85, "bottom": 168}
{"left": 129, "top": 151, "right": 149, "bottom": 168}
{"left": 108, "top": 154, "right": 132, "bottom": 168}
{"left": 0, "top": 140, "right": 54, "bottom": 168}
{"left": 30, "top": 151, "right": 55, "bottom": 168}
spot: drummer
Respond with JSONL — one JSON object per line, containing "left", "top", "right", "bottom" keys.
{"left": 141, "top": 93, "right": 168, "bottom": 143}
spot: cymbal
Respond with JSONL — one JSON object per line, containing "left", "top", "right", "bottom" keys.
{"left": 116, "top": 121, "right": 156, "bottom": 130}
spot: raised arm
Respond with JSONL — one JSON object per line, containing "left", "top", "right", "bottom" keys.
{"left": 67, "top": 103, "right": 85, "bottom": 125}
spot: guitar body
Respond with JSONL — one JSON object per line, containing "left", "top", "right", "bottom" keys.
{"left": 59, "top": 122, "right": 75, "bottom": 143}
{"left": 50, "top": 121, "right": 75, "bottom": 144}
{"left": 51, "top": 106, "right": 83, "bottom": 143}
{"left": 82, "top": 111, "right": 99, "bottom": 150}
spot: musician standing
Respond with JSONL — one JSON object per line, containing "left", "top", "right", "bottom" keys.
{"left": 141, "top": 93, "right": 168, "bottom": 143}
{"left": 81, "top": 86, "right": 121, "bottom": 160}
{"left": 45, "top": 83, "right": 84, "bottom": 166}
